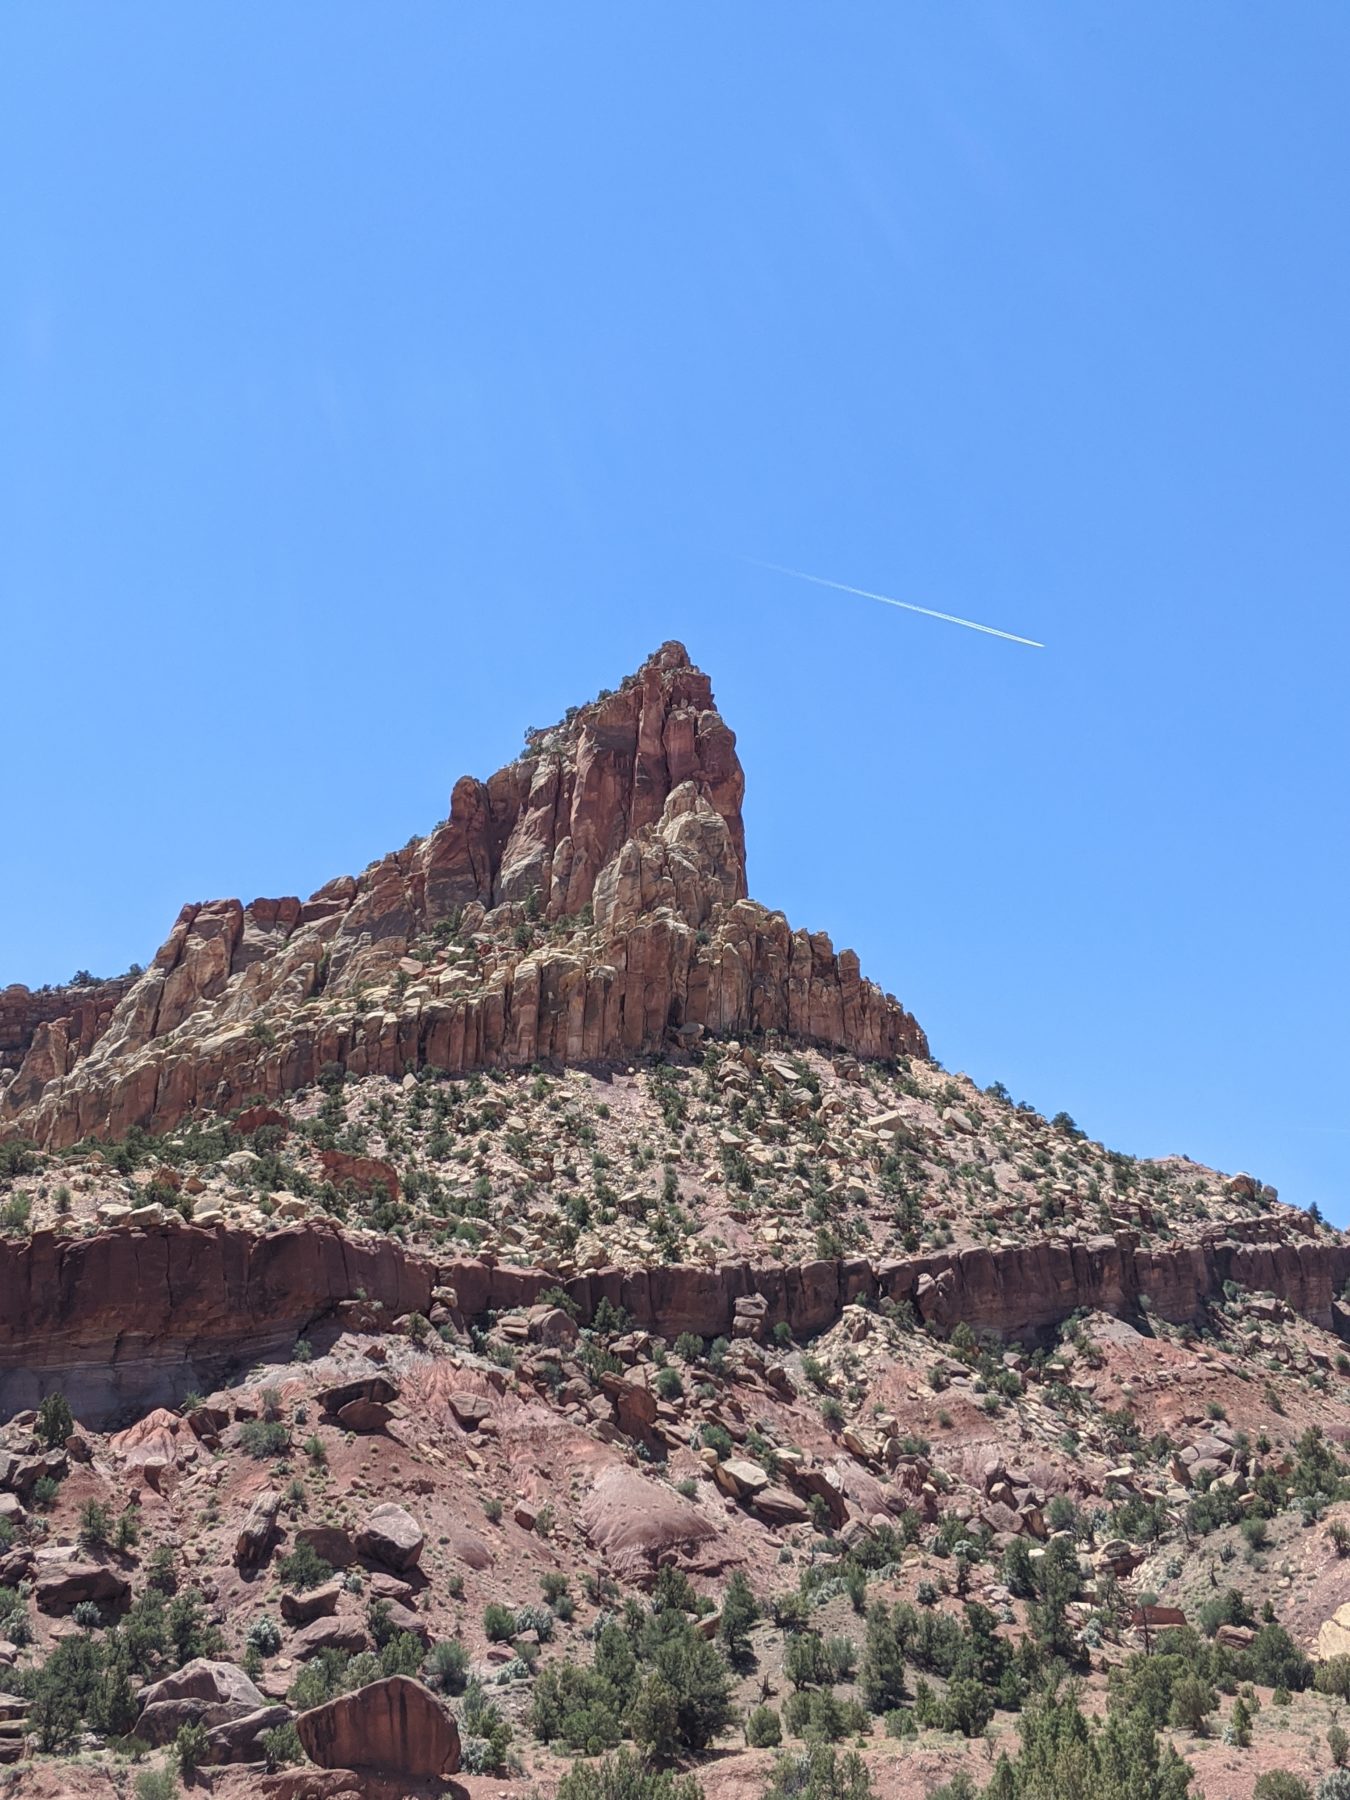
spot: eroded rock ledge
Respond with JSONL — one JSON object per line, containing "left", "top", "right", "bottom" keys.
{"left": 3, "top": 1217, "right": 1346, "bottom": 1425}
{"left": 0, "top": 642, "right": 924, "bottom": 1149}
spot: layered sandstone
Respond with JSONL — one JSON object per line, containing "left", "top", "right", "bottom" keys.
{"left": 0, "top": 974, "right": 134, "bottom": 1077}
{"left": 5, "top": 1216, "right": 1347, "bottom": 1424}
{"left": 0, "top": 642, "right": 925, "bottom": 1148}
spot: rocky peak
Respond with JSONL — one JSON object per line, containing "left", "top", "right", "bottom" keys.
{"left": 0, "top": 643, "right": 925, "bottom": 1147}
{"left": 422, "top": 637, "right": 746, "bottom": 920}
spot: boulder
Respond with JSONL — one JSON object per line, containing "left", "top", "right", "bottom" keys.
{"left": 444, "top": 1527, "right": 494, "bottom": 1571}
{"left": 447, "top": 1392, "right": 494, "bottom": 1431}
{"left": 334, "top": 1398, "right": 393, "bottom": 1433}
{"left": 296, "top": 1675, "right": 460, "bottom": 1777}
{"left": 208, "top": 1704, "right": 294, "bottom": 1764}
{"left": 317, "top": 1151, "right": 400, "bottom": 1202}
{"left": 1318, "top": 1603, "right": 1350, "bottom": 1660}
{"left": 294, "top": 1524, "right": 357, "bottom": 1570}
{"left": 317, "top": 1377, "right": 399, "bottom": 1417}
{"left": 526, "top": 1304, "right": 579, "bottom": 1348}
{"left": 713, "top": 1457, "right": 770, "bottom": 1500}
{"left": 291, "top": 1615, "right": 371, "bottom": 1660}
{"left": 138, "top": 1658, "right": 268, "bottom": 1711}
{"left": 356, "top": 1503, "right": 424, "bottom": 1572}
{"left": 580, "top": 1465, "right": 719, "bottom": 1577}
{"left": 236, "top": 1488, "right": 283, "bottom": 1567}
{"left": 34, "top": 1555, "right": 131, "bottom": 1615}
{"left": 135, "top": 1660, "right": 271, "bottom": 1750}
{"left": 751, "top": 1486, "right": 810, "bottom": 1525}
{"left": 282, "top": 1579, "right": 343, "bottom": 1626}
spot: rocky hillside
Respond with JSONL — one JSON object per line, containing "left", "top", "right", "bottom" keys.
{"left": 1, "top": 643, "right": 1348, "bottom": 1800}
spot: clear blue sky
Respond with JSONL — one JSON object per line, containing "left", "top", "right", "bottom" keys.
{"left": 4, "top": 6, "right": 1347, "bottom": 1216}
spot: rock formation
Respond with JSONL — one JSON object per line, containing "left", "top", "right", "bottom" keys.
{"left": 0, "top": 642, "right": 924, "bottom": 1149}
{"left": 4, "top": 1212, "right": 1347, "bottom": 1425}
{"left": 295, "top": 1675, "right": 459, "bottom": 1780}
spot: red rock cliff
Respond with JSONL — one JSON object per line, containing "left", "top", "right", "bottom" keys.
{"left": 0, "top": 643, "right": 926, "bottom": 1148}
{"left": 3, "top": 1217, "right": 1346, "bottom": 1426}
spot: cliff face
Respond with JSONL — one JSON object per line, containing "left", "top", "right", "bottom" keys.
{"left": 0, "top": 975, "right": 134, "bottom": 1078}
{"left": 3, "top": 1216, "right": 1346, "bottom": 1426}
{"left": 0, "top": 642, "right": 925, "bottom": 1148}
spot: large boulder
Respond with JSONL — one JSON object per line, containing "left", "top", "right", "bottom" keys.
{"left": 34, "top": 1554, "right": 131, "bottom": 1615}
{"left": 580, "top": 1466, "right": 719, "bottom": 1577}
{"left": 138, "top": 1658, "right": 268, "bottom": 1711}
{"left": 290, "top": 1615, "right": 371, "bottom": 1660}
{"left": 317, "top": 1376, "right": 399, "bottom": 1417}
{"left": 109, "top": 1407, "right": 199, "bottom": 1486}
{"left": 356, "top": 1503, "right": 424, "bottom": 1572}
{"left": 282, "top": 1578, "right": 343, "bottom": 1626}
{"left": 207, "top": 1704, "right": 294, "bottom": 1764}
{"left": 236, "top": 1488, "right": 283, "bottom": 1567}
{"left": 296, "top": 1675, "right": 459, "bottom": 1777}
{"left": 135, "top": 1659, "right": 272, "bottom": 1750}
{"left": 294, "top": 1524, "right": 357, "bottom": 1569}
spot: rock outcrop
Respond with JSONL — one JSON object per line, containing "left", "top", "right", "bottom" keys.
{"left": 4, "top": 1214, "right": 1349, "bottom": 1425}
{"left": 0, "top": 974, "right": 135, "bottom": 1077}
{"left": 0, "top": 642, "right": 924, "bottom": 1149}
{"left": 295, "top": 1675, "right": 459, "bottom": 1779}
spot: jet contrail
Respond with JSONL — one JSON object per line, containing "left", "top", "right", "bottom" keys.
{"left": 747, "top": 559, "right": 1044, "bottom": 648}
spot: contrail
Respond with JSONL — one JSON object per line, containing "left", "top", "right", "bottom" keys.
{"left": 747, "top": 559, "right": 1044, "bottom": 648}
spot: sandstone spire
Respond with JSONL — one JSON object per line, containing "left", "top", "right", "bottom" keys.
{"left": 0, "top": 643, "right": 925, "bottom": 1147}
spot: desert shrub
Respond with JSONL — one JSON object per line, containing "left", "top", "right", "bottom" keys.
{"left": 746, "top": 1704, "right": 782, "bottom": 1747}
{"left": 134, "top": 1771, "right": 179, "bottom": 1800}
{"left": 175, "top": 1720, "right": 211, "bottom": 1777}
{"left": 556, "top": 1748, "right": 704, "bottom": 1800}
{"left": 459, "top": 1679, "right": 513, "bottom": 1773}
{"left": 1168, "top": 1674, "right": 1217, "bottom": 1735}
{"left": 530, "top": 1661, "right": 626, "bottom": 1755}
{"left": 761, "top": 1742, "right": 872, "bottom": 1800}
{"left": 262, "top": 1719, "right": 303, "bottom": 1769}
{"left": 785, "top": 1632, "right": 832, "bottom": 1689}
{"left": 238, "top": 1418, "right": 289, "bottom": 1459}
{"left": 36, "top": 1392, "right": 74, "bottom": 1449}
{"left": 246, "top": 1615, "right": 282, "bottom": 1657}
{"left": 278, "top": 1540, "right": 332, "bottom": 1591}
{"left": 1252, "top": 1776, "right": 1312, "bottom": 1800}
{"left": 425, "top": 1639, "right": 470, "bottom": 1695}
{"left": 483, "top": 1602, "right": 518, "bottom": 1643}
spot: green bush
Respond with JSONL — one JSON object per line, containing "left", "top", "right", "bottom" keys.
{"left": 1252, "top": 1776, "right": 1313, "bottom": 1800}
{"left": 262, "top": 1719, "right": 304, "bottom": 1770}
{"left": 483, "top": 1601, "right": 518, "bottom": 1643}
{"left": 238, "top": 1418, "right": 290, "bottom": 1459}
{"left": 36, "top": 1392, "right": 74, "bottom": 1449}
{"left": 531, "top": 1661, "right": 625, "bottom": 1755}
{"left": 426, "top": 1639, "right": 470, "bottom": 1694}
{"left": 746, "top": 1705, "right": 782, "bottom": 1747}
{"left": 636, "top": 1611, "right": 735, "bottom": 1753}
{"left": 278, "top": 1540, "right": 332, "bottom": 1591}
{"left": 785, "top": 1632, "right": 832, "bottom": 1689}
{"left": 761, "top": 1742, "right": 872, "bottom": 1800}
{"left": 134, "top": 1771, "right": 179, "bottom": 1800}
{"left": 246, "top": 1615, "right": 282, "bottom": 1657}
{"left": 175, "top": 1720, "right": 211, "bottom": 1778}
{"left": 859, "top": 1602, "right": 908, "bottom": 1714}
{"left": 556, "top": 1747, "right": 704, "bottom": 1800}
{"left": 459, "top": 1678, "right": 514, "bottom": 1773}
{"left": 718, "top": 1571, "right": 759, "bottom": 1666}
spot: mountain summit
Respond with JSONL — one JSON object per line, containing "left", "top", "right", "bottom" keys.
{"left": 0, "top": 643, "right": 925, "bottom": 1148}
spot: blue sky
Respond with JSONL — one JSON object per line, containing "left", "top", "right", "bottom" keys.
{"left": 4, "top": 6, "right": 1347, "bottom": 1215}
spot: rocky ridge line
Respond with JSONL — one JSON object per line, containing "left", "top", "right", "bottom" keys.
{"left": 0, "top": 641, "right": 925, "bottom": 1148}
{"left": 3, "top": 1214, "right": 1346, "bottom": 1424}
